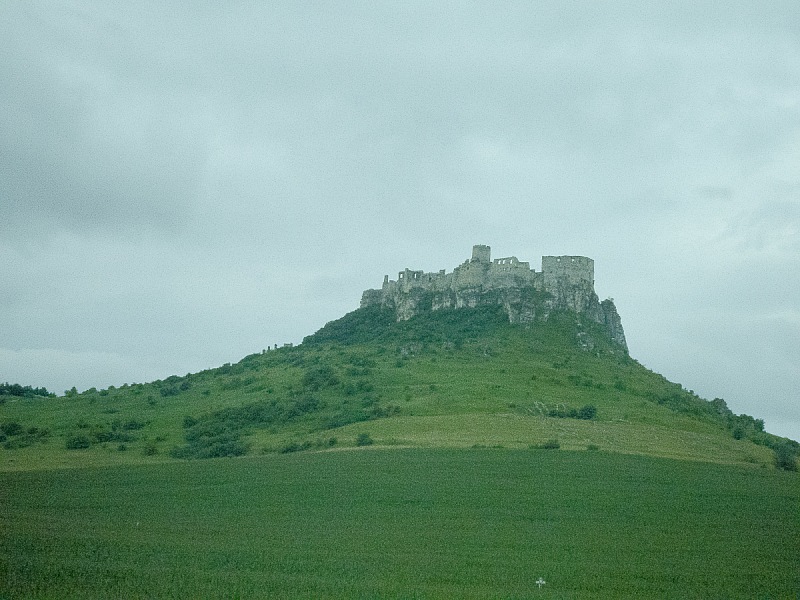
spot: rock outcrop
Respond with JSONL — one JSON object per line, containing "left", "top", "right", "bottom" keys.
{"left": 360, "top": 245, "right": 627, "bottom": 352}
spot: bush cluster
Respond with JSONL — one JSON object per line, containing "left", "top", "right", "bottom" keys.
{"left": 0, "top": 382, "right": 52, "bottom": 398}
{"left": 278, "top": 437, "right": 337, "bottom": 454}
{"left": 548, "top": 404, "right": 597, "bottom": 420}
{"left": 171, "top": 395, "right": 323, "bottom": 459}
{"left": 65, "top": 434, "right": 92, "bottom": 450}
{"left": 533, "top": 439, "right": 560, "bottom": 450}
{"left": 773, "top": 443, "right": 798, "bottom": 472}
{"left": 320, "top": 400, "right": 400, "bottom": 430}
{"left": 154, "top": 375, "right": 192, "bottom": 398}
{"left": 63, "top": 418, "right": 148, "bottom": 450}
{"left": 356, "top": 432, "right": 374, "bottom": 447}
{"left": 1, "top": 422, "right": 50, "bottom": 449}
{"left": 301, "top": 365, "right": 339, "bottom": 391}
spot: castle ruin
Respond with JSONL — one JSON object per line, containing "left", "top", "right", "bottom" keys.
{"left": 360, "top": 245, "right": 627, "bottom": 351}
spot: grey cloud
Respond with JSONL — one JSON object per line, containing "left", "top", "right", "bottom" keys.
{"left": 1, "top": 1, "right": 799, "bottom": 439}
{"left": 1, "top": 3, "right": 210, "bottom": 237}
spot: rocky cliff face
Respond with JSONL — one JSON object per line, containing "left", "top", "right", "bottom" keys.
{"left": 360, "top": 245, "right": 628, "bottom": 353}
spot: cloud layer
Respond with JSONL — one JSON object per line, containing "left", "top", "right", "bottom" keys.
{"left": 2, "top": 2, "right": 799, "bottom": 439}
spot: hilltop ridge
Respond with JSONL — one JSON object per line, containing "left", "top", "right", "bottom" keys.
{"left": 360, "top": 245, "right": 627, "bottom": 351}
{"left": 2, "top": 244, "right": 798, "bottom": 472}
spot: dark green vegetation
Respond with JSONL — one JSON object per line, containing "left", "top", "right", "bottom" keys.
{"left": 2, "top": 305, "right": 795, "bottom": 470}
{"left": 1, "top": 450, "right": 798, "bottom": 599}
{"left": 1, "top": 305, "right": 798, "bottom": 597}
{"left": 0, "top": 382, "right": 53, "bottom": 400}
{"left": 0, "top": 382, "right": 55, "bottom": 404}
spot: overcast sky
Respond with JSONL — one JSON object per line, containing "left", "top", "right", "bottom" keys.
{"left": 2, "top": 2, "right": 798, "bottom": 441}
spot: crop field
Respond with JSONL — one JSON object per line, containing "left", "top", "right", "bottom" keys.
{"left": 2, "top": 448, "right": 798, "bottom": 599}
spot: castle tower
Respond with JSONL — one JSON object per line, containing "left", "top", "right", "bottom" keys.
{"left": 471, "top": 244, "right": 491, "bottom": 263}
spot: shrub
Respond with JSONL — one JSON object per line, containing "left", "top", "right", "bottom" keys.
{"left": 774, "top": 443, "right": 798, "bottom": 472}
{"left": 280, "top": 441, "right": 302, "bottom": 454}
{"left": 280, "top": 440, "right": 313, "bottom": 454}
{"left": 91, "top": 429, "right": 113, "bottom": 443}
{"left": 537, "top": 439, "right": 560, "bottom": 450}
{"left": 4, "top": 437, "right": 35, "bottom": 450}
{"left": 0, "top": 422, "right": 24, "bottom": 436}
{"left": 160, "top": 385, "right": 180, "bottom": 397}
{"left": 301, "top": 365, "right": 339, "bottom": 391}
{"left": 321, "top": 410, "right": 370, "bottom": 430}
{"left": 65, "top": 434, "right": 91, "bottom": 450}
{"left": 356, "top": 432, "right": 374, "bottom": 447}
{"left": 170, "top": 438, "right": 248, "bottom": 459}
{"left": 546, "top": 404, "right": 596, "bottom": 420}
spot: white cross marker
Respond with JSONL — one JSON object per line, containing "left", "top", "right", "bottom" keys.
{"left": 536, "top": 577, "right": 546, "bottom": 589}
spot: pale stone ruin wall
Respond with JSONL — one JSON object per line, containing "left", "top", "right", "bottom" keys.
{"left": 361, "top": 245, "right": 627, "bottom": 351}
{"left": 541, "top": 255, "right": 594, "bottom": 288}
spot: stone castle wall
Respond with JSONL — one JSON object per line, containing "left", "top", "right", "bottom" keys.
{"left": 541, "top": 255, "right": 594, "bottom": 288}
{"left": 361, "top": 245, "right": 627, "bottom": 350}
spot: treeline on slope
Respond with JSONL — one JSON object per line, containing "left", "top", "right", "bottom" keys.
{"left": 0, "top": 382, "right": 54, "bottom": 399}
{"left": 304, "top": 303, "right": 511, "bottom": 347}
{"left": 645, "top": 386, "right": 799, "bottom": 470}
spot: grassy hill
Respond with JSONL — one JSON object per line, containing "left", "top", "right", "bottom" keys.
{"left": 2, "top": 305, "right": 799, "bottom": 598}
{"left": 1, "top": 305, "right": 796, "bottom": 471}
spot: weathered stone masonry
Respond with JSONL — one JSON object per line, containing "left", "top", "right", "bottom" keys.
{"left": 360, "top": 245, "right": 627, "bottom": 351}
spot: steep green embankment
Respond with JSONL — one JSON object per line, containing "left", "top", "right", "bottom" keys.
{"left": 0, "top": 305, "right": 796, "bottom": 471}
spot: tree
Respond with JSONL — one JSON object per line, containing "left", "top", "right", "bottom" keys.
{"left": 774, "top": 443, "right": 798, "bottom": 472}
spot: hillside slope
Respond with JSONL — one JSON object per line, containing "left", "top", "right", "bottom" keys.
{"left": 1, "top": 305, "right": 796, "bottom": 471}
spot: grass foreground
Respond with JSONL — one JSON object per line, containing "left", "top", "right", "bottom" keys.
{"left": 2, "top": 448, "right": 798, "bottom": 599}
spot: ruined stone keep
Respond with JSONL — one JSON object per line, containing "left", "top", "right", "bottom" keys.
{"left": 360, "top": 245, "right": 627, "bottom": 351}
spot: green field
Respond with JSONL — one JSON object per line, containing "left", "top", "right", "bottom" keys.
{"left": 2, "top": 448, "right": 798, "bottom": 599}
{"left": 2, "top": 307, "right": 798, "bottom": 597}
